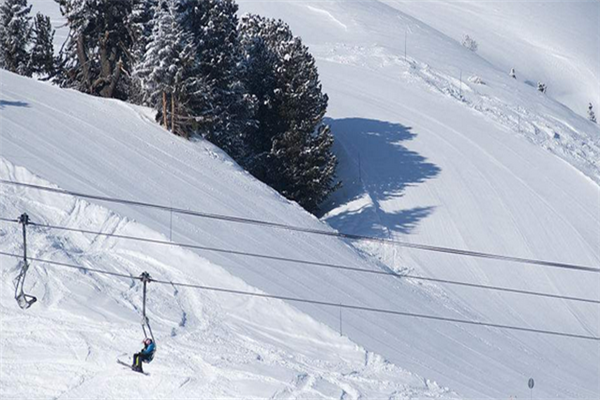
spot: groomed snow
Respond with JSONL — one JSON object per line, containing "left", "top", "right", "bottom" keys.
{"left": 0, "top": 158, "right": 457, "bottom": 399}
{"left": 2, "top": 0, "right": 600, "bottom": 398}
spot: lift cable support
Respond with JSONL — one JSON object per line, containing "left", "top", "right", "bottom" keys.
{"left": 14, "top": 213, "right": 37, "bottom": 309}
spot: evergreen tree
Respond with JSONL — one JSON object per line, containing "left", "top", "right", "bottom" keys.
{"left": 128, "top": 0, "right": 157, "bottom": 104}
{"left": 129, "top": 0, "right": 157, "bottom": 64}
{"left": 177, "top": 0, "right": 255, "bottom": 157}
{"left": 30, "top": 12, "right": 55, "bottom": 78}
{"left": 239, "top": 14, "right": 339, "bottom": 213}
{"left": 0, "top": 0, "right": 32, "bottom": 76}
{"left": 55, "top": 0, "right": 137, "bottom": 99}
{"left": 135, "top": 0, "right": 197, "bottom": 137}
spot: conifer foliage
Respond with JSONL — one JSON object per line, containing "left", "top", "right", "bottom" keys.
{"left": 0, "top": 0, "right": 339, "bottom": 213}
{"left": 129, "top": 0, "right": 157, "bottom": 62}
{"left": 0, "top": 0, "right": 33, "bottom": 76}
{"left": 30, "top": 12, "right": 55, "bottom": 78}
{"left": 239, "top": 14, "right": 339, "bottom": 213}
{"left": 135, "top": 0, "right": 196, "bottom": 137}
{"left": 177, "top": 0, "right": 255, "bottom": 156}
{"left": 55, "top": 0, "right": 137, "bottom": 99}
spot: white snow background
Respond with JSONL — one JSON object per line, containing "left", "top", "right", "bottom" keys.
{"left": 0, "top": 0, "right": 599, "bottom": 398}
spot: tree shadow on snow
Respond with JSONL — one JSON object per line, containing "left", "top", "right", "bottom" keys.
{"left": 321, "top": 118, "right": 440, "bottom": 237}
{"left": 0, "top": 100, "right": 29, "bottom": 109}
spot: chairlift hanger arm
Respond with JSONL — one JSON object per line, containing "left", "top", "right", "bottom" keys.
{"left": 14, "top": 213, "right": 37, "bottom": 309}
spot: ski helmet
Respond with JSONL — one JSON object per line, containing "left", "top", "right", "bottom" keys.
{"left": 144, "top": 338, "right": 152, "bottom": 346}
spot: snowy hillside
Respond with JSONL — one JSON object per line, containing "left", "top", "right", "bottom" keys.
{"left": 384, "top": 0, "right": 600, "bottom": 118}
{"left": 0, "top": 154, "right": 455, "bottom": 399}
{"left": 2, "top": 0, "right": 600, "bottom": 399}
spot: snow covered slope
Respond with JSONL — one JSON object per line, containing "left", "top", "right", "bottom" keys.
{"left": 237, "top": 0, "right": 600, "bottom": 397}
{"left": 0, "top": 156, "right": 454, "bottom": 399}
{"left": 383, "top": 0, "right": 600, "bottom": 118}
{"left": 2, "top": 0, "right": 600, "bottom": 399}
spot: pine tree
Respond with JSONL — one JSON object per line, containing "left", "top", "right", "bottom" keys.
{"left": 239, "top": 14, "right": 339, "bottom": 213}
{"left": 30, "top": 12, "right": 55, "bottom": 78}
{"left": 238, "top": 15, "right": 280, "bottom": 166}
{"left": 128, "top": 0, "right": 158, "bottom": 104}
{"left": 177, "top": 0, "right": 255, "bottom": 157}
{"left": 135, "top": 0, "right": 197, "bottom": 137}
{"left": 55, "top": 0, "right": 137, "bottom": 99}
{"left": 129, "top": 0, "right": 157, "bottom": 63}
{"left": 0, "top": 0, "right": 33, "bottom": 76}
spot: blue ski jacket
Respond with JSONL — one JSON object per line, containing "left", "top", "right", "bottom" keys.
{"left": 141, "top": 342, "right": 156, "bottom": 358}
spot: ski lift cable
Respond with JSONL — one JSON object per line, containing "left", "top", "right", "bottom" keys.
{"left": 0, "top": 250, "right": 597, "bottom": 342}
{"left": 1, "top": 250, "right": 140, "bottom": 280}
{"left": 1, "top": 217, "right": 599, "bottom": 304}
{"left": 149, "top": 277, "right": 600, "bottom": 342}
{"left": 0, "top": 213, "right": 155, "bottom": 336}
{"left": 0, "top": 180, "right": 597, "bottom": 272}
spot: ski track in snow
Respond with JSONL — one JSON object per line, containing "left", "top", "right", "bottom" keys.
{"left": 306, "top": 6, "right": 348, "bottom": 31}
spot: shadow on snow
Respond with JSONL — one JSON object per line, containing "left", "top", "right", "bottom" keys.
{"left": 322, "top": 118, "right": 440, "bottom": 237}
{"left": 0, "top": 100, "right": 29, "bottom": 109}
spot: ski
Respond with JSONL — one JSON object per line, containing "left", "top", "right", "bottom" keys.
{"left": 117, "top": 359, "right": 149, "bottom": 376}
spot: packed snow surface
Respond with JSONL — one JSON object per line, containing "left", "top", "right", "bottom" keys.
{"left": 2, "top": 0, "right": 600, "bottom": 399}
{"left": 0, "top": 156, "right": 454, "bottom": 399}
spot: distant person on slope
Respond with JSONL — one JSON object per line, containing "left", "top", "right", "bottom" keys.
{"left": 132, "top": 338, "right": 156, "bottom": 373}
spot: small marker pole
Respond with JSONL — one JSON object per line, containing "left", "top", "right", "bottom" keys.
{"left": 404, "top": 29, "right": 407, "bottom": 62}
{"left": 528, "top": 378, "right": 535, "bottom": 400}
{"left": 339, "top": 303, "right": 343, "bottom": 336}
{"left": 169, "top": 208, "right": 173, "bottom": 241}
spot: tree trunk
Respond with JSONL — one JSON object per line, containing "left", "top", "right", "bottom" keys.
{"left": 99, "top": 30, "right": 111, "bottom": 79}
{"left": 76, "top": 34, "right": 91, "bottom": 92}
{"left": 102, "top": 59, "right": 122, "bottom": 99}
{"left": 162, "top": 92, "right": 168, "bottom": 129}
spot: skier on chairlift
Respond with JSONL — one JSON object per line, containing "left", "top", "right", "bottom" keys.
{"left": 132, "top": 338, "right": 156, "bottom": 373}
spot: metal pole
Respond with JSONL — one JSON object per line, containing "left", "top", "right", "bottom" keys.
{"left": 142, "top": 279, "right": 147, "bottom": 319}
{"left": 20, "top": 213, "right": 28, "bottom": 263}
{"left": 140, "top": 272, "right": 151, "bottom": 322}
{"left": 139, "top": 272, "right": 155, "bottom": 341}
{"left": 169, "top": 208, "right": 173, "bottom": 241}
{"left": 16, "top": 213, "right": 37, "bottom": 309}
{"left": 339, "top": 303, "right": 343, "bottom": 336}
{"left": 404, "top": 30, "right": 407, "bottom": 62}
